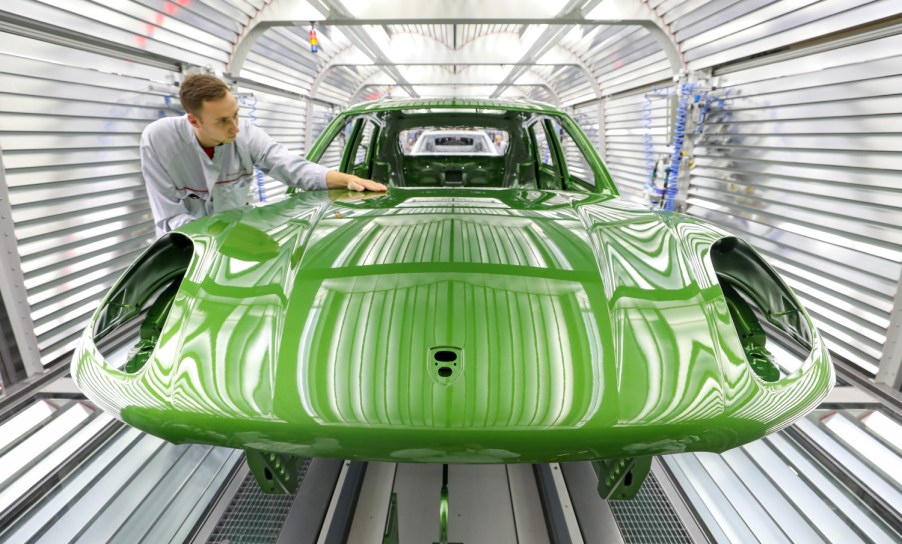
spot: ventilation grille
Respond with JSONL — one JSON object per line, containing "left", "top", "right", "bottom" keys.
{"left": 207, "top": 458, "right": 312, "bottom": 544}
{"left": 609, "top": 473, "right": 693, "bottom": 544}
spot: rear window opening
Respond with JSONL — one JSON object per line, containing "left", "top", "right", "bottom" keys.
{"left": 400, "top": 127, "right": 509, "bottom": 157}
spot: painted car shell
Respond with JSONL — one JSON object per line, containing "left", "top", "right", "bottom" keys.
{"left": 72, "top": 184, "right": 833, "bottom": 463}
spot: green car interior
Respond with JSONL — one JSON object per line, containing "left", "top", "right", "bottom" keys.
{"left": 316, "top": 107, "right": 606, "bottom": 193}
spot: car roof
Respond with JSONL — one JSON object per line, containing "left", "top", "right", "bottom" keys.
{"left": 342, "top": 97, "right": 563, "bottom": 115}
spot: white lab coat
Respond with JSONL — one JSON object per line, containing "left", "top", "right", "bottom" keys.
{"left": 140, "top": 115, "right": 329, "bottom": 236}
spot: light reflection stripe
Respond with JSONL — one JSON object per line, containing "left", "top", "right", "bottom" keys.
{"left": 297, "top": 274, "right": 597, "bottom": 429}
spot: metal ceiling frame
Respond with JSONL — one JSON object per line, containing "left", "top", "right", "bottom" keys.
{"left": 305, "top": 29, "right": 604, "bottom": 102}
{"left": 487, "top": 0, "right": 602, "bottom": 99}
{"left": 227, "top": 0, "right": 686, "bottom": 102}
{"left": 310, "top": 0, "right": 419, "bottom": 98}
{"left": 350, "top": 83, "right": 563, "bottom": 105}
{"left": 335, "top": 58, "right": 598, "bottom": 103}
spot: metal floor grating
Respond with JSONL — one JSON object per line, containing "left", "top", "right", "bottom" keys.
{"left": 207, "top": 458, "right": 312, "bottom": 544}
{"left": 609, "top": 473, "right": 693, "bottom": 544}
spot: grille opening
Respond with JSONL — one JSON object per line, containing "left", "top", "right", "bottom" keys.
{"left": 445, "top": 170, "right": 463, "bottom": 182}
{"left": 438, "top": 367, "right": 453, "bottom": 377}
{"left": 434, "top": 350, "right": 458, "bottom": 362}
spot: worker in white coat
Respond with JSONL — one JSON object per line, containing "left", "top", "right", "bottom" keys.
{"left": 141, "top": 74, "right": 386, "bottom": 236}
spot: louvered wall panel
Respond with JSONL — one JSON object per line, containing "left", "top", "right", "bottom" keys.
{"left": 662, "top": 0, "right": 895, "bottom": 70}
{"left": 220, "top": 0, "right": 264, "bottom": 18}
{"left": 348, "top": 82, "right": 406, "bottom": 104}
{"left": 603, "top": 85, "right": 673, "bottom": 204}
{"left": 532, "top": 87, "right": 557, "bottom": 105}
{"left": 557, "top": 24, "right": 672, "bottom": 101}
{"left": 203, "top": 0, "right": 255, "bottom": 21}
{"left": 240, "top": 25, "right": 358, "bottom": 107}
{"left": 351, "top": 85, "right": 390, "bottom": 104}
{"left": 522, "top": 85, "right": 557, "bottom": 105}
{"left": 585, "top": 26, "right": 672, "bottom": 97}
{"left": 319, "top": 68, "right": 360, "bottom": 105}
{"left": 686, "top": 32, "right": 902, "bottom": 376}
{"left": 511, "top": 65, "right": 559, "bottom": 104}
{"left": 236, "top": 87, "right": 308, "bottom": 202}
{"left": 302, "top": 26, "right": 356, "bottom": 105}
{"left": 241, "top": 27, "right": 318, "bottom": 96}
{"left": 556, "top": 66, "right": 595, "bottom": 107}
{"left": 0, "top": 31, "right": 178, "bottom": 366}
{"left": 0, "top": 0, "right": 236, "bottom": 71}
{"left": 310, "top": 104, "right": 342, "bottom": 170}
{"left": 570, "top": 102, "right": 603, "bottom": 156}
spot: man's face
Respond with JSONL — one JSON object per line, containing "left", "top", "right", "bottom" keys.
{"left": 188, "top": 92, "right": 240, "bottom": 146}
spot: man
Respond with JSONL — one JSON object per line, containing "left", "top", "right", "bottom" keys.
{"left": 493, "top": 133, "right": 507, "bottom": 155}
{"left": 141, "top": 74, "right": 386, "bottom": 236}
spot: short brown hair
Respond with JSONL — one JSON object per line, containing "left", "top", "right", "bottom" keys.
{"left": 179, "top": 74, "right": 229, "bottom": 115}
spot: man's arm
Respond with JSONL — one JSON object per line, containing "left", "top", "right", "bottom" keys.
{"left": 140, "top": 133, "right": 196, "bottom": 235}
{"left": 245, "top": 123, "right": 387, "bottom": 192}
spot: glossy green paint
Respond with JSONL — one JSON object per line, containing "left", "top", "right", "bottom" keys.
{"left": 73, "top": 186, "right": 833, "bottom": 463}
{"left": 72, "top": 99, "right": 833, "bottom": 465}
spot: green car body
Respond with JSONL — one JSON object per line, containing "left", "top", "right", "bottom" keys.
{"left": 73, "top": 99, "right": 833, "bottom": 483}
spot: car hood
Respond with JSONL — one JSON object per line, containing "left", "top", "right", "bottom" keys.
{"left": 146, "top": 188, "right": 741, "bottom": 458}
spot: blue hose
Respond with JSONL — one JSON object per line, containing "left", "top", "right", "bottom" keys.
{"left": 664, "top": 82, "right": 693, "bottom": 211}
{"left": 642, "top": 87, "right": 671, "bottom": 205}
